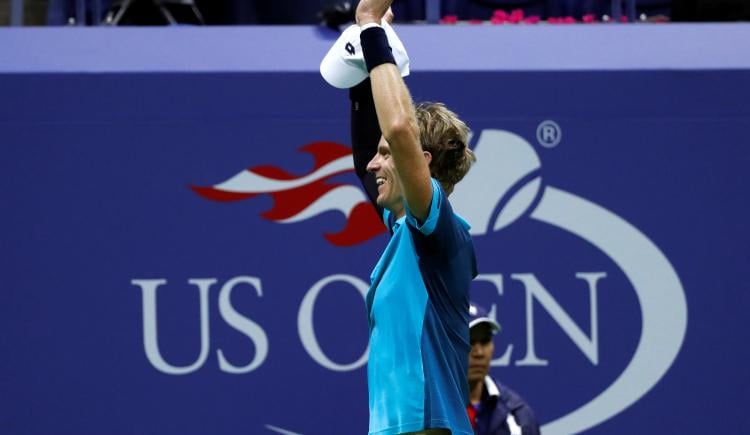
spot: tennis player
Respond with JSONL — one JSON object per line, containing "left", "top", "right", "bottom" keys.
{"left": 323, "top": 1, "right": 479, "bottom": 433}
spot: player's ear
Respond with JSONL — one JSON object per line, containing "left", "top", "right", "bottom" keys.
{"left": 423, "top": 150, "right": 432, "bottom": 164}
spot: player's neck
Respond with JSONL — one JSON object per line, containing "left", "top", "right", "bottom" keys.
{"left": 387, "top": 203, "right": 406, "bottom": 220}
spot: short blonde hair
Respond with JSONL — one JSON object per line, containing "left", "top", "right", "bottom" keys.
{"left": 414, "top": 102, "right": 476, "bottom": 195}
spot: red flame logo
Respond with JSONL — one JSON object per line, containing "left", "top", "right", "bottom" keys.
{"left": 191, "top": 141, "right": 385, "bottom": 246}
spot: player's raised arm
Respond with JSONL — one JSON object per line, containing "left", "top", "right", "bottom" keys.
{"left": 356, "top": 0, "right": 434, "bottom": 221}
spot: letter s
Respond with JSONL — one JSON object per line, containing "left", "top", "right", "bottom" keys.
{"left": 217, "top": 276, "right": 269, "bottom": 374}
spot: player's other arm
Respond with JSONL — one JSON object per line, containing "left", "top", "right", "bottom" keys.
{"left": 357, "top": 1, "right": 433, "bottom": 221}
{"left": 350, "top": 79, "right": 382, "bottom": 215}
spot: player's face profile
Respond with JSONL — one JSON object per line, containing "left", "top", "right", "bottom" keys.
{"left": 366, "top": 136, "right": 405, "bottom": 214}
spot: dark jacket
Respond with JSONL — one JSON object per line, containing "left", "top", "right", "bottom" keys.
{"left": 472, "top": 376, "right": 541, "bottom": 435}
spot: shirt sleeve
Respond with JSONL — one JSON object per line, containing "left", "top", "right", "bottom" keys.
{"left": 404, "top": 178, "right": 442, "bottom": 236}
{"left": 405, "top": 179, "right": 476, "bottom": 277}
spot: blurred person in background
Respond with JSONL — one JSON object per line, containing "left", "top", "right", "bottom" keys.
{"left": 1, "top": 0, "right": 48, "bottom": 25}
{"left": 467, "top": 303, "right": 540, "bottom": 435}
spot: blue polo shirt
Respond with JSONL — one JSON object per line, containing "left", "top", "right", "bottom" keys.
{"left": 366, "top": 178, "right": 477, "bottom": 435}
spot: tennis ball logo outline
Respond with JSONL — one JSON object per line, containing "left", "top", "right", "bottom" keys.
{"left": 452, "top": 129, "right": 686, "bottom": 435}
{"left": 193, "top": 128, "right": 687, "bottom": 435}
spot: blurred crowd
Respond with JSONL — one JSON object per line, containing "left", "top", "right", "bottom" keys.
{"left": 2, "top": 0, "right": 749, "bottom": 27}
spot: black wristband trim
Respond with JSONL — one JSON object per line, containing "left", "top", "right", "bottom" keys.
{"left": 360, "top": 27, "right": 396, "bottom": 73}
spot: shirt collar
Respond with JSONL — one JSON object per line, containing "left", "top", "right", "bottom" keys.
{"left": 391, "top": 215, "right": 406, "bottom": 232}
{"left": 484, "top": 375, "right": 500, "bottom": 397}
{"left": 485, "top": 376, "right": 526, "bottom": 411}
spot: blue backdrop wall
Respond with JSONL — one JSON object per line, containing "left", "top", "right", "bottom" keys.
{"left": 1, "top": 24, "right": 749, "bottom": 435}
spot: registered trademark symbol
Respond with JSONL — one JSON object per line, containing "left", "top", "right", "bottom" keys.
{"left": 536, "top": 120, "right": 562, "bottom": 148}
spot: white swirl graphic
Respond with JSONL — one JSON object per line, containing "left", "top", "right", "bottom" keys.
{"left": 452, "top": 129, "right": 688, "bottom": 434}
{"left": 215, "top": 156, "right": 352, "bottom": 193}
{"left": 533, "top": 187, "right": 687, "bottom": 434}
{"left": 278, "top": 185, "right": 367, "bottom": 223}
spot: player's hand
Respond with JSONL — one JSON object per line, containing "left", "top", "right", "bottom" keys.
{"left": 356, "top": 0, "right": 393, "bottom": 26}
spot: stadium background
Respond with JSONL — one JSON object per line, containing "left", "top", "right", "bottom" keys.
{"left": 1, "top": 1, "right": 749, "bottom": 434}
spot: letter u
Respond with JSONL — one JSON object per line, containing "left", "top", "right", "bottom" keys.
{"left": 132, "top": 278, "right": 214, "bottom": 375}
